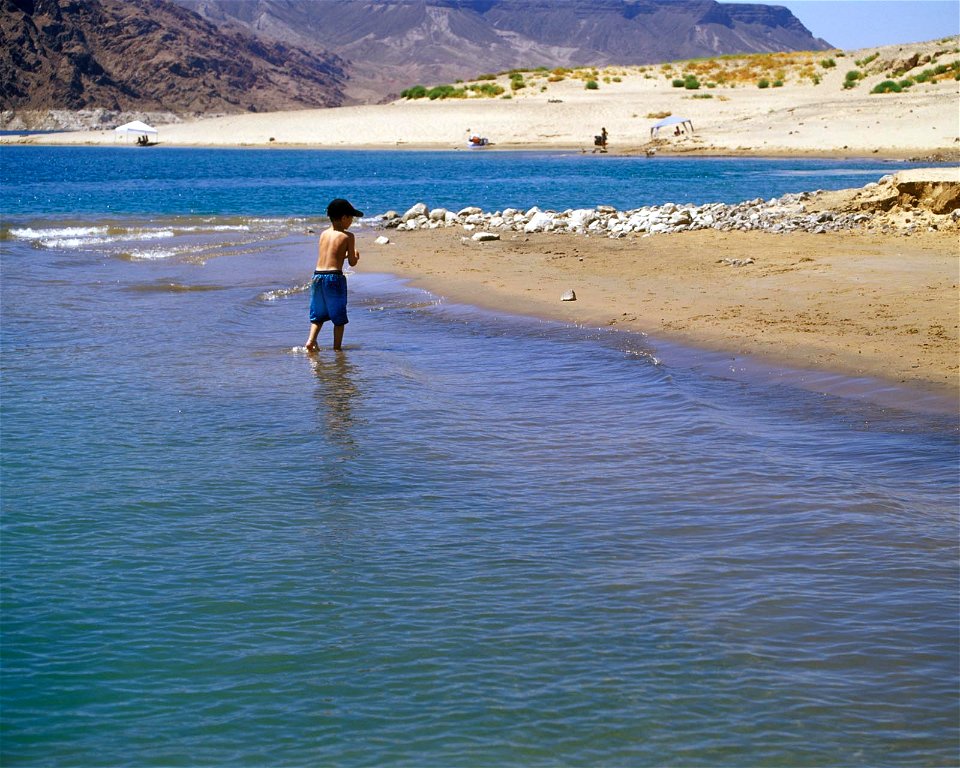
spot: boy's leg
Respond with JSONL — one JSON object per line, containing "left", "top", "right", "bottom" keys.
{"left": 333, "top": 324, "right": 345, "bottom": 351}
{"left": 305, "top": 322, "right": 322, "bottom": 351}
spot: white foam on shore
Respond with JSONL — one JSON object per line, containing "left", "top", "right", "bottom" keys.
{"left": 260, "top": 284, "right": 309, "bottom": 301}
{"left": 176, "top": 225, "right": 250, "bottom": 233}
{"left": 11, "top": 226, "right": 108, "bottom": 240}
{"left": 36, "top": 229, "right": 176, "bottom": 249}
{"left": 124, "top": 248, "right": 179, "bottom": 261}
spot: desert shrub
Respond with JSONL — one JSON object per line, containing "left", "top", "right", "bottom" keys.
{"left": 476, "top": 73, "right": 497, "bottom": 81}
{"left": 843, "top": 70, "right": 861, "bottom": 88}
{"left": 612, "top": 76, "right": 622, "bottom": 83}
{"left": 773, "top": 79, "right": 783, "bottom": 87}
{"left": 647, "top": 110, "right": 671, "bottom": 119}
{"left": 684, "top": 75, "right": 700, "bottom": 89}
{"left": 820, "top": 57, "right": 836, "bottom": 68}
{"left": 855, "top": 52, "right": 879, "bottom": 67}
{"left": 899, "top": 78, "right": 914, "bottom": 88}
{"left": 401, "top": 85, "right": 427, "bottom": 99}
{"left": 548, "top": 75, "right": 565, "bottom": 82}
{"left": 871, "top": 80, "right": 902, "bottom": 93}
{"left": 672, "top": 78, "right": 685, "bottom": 87}
{"left": 427, "top": 84, "right": 465, "bottom": 100}
{"left": 757, "top": 78, "right": 770, "bottom": 88}
{"left": 469, "top": 82, "right": 504, "bottom": 97}
{"left": 511, "top": 79, "right": 526, "bottom": 91}
{"left": 691, "top": 93, "right": 713, "bottom": 99}
{"left": 585, "top": 80, "right": 599, "bottom": 90}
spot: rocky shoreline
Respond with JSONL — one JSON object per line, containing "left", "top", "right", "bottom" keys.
{"left": 378, "top": 173, "right": 960, "bottom": 239}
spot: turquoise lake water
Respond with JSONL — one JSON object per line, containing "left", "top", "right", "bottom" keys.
{"left": 1, "top": 147, "right": 958, "bottom": 766}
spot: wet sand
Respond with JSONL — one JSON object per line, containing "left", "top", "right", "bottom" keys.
{"left": 357, "top": 226, "right": 959, "bottom": 402}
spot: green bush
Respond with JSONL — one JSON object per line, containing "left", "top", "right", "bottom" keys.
{"left": 773, "top": 80, "right": 784, "bottom": 87}
{"left": 871, "top": 80, "right": 902, "bottom": 93}
{"left": 820, "top": 58, "right": 836, "bottom": 69}
{"left": 585, "top": 80, "right": 599, "bottom": 90}
{"left": 510, "top": 76, "right": 526, "bottom": 91}
{"left": 843, "top": 70, "right": 861, "bottom": 89}
{"left": 672, "top": 78, "right": 685, "bottom": 87}
{"left": 683, "top": 75, "right": 700, "bottom": 89}
{"left": 468, "top": 82, "right": 505, "bottom": 97}
{"left": 757, "top": 78, "right": 770, "bottom": 88}
{"left": 691, "top": 93, "right": 713, "bottom": 99}
{"left": 401, "top": 85, "right": 428, "bottom": 99}
{"left": 476, "top": 73, "right": 497, "bottom": 81}
{"left": 855, "top": 52, "right": 879, "bottom": 67}
{"left": 427, "top": 84, "right": 465, "bottom": 100}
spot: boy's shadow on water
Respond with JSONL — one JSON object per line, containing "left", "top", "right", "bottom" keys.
{"left": 310, "top": 350, "right": 363, "bottom": 453}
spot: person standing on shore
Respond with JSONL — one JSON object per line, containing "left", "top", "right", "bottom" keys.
{"left": 304, "top": 198, "right": 363, "bottom": 352}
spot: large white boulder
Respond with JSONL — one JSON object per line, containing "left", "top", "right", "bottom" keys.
{"left": 402, "top": 203, "right": 428, "bottom": 222}
{"left": 524, "top": 211, "right": 555, "bottom": 233}
{"left": 568, "top": 209, "right": 597, "bottom": 229}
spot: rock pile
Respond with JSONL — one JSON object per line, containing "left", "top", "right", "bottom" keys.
{"left": 378, "top": 175, "right": 960, "bottom": 238}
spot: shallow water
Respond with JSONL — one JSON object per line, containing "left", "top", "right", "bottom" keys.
{"left": 2, "top": 215, "right": 957, "bottom": 766}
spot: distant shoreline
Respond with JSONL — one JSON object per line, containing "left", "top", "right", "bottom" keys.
{"left": 2, "top": 140, "right": 955, "bottom": 164}
{"left": 5, "top": 36, "right": 959, "bottom": 158}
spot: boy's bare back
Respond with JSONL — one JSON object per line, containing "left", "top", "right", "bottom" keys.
{"left": 314, "top": 227, "right": 359, "bottom": 272}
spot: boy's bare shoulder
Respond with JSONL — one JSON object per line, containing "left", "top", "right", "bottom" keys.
{"left": 321, "top": 227, "right": 348, "bottom": 242}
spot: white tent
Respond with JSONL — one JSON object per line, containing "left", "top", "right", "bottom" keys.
{"left": 650, "top": 116, "right": 694, "bottom": 137}
{"left": 114, "top": 120, "right": 158, "bottom": 143}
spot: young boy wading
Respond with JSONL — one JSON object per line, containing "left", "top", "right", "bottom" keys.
{"left": 305, "top": 198, "right": 363, "bottom": 352}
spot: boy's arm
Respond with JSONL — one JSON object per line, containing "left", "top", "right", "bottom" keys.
{"left": 346, "top": 232, "right": 359, "bottom": 267}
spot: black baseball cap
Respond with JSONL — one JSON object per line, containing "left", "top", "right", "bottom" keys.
{"left": 327, "top": 198, "right": 364, "bottom": 219}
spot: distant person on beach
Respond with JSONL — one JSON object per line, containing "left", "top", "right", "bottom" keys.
{"left": 304, "top": 198, "right": 363, "bottom": 352}
{"left": 593, "top": 127, "right": 608, "bottom": 152}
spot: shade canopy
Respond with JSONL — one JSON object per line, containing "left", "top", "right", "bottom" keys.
{"left": 650, "top": 116, "right": 694, "bottom": 137}
{"left": 114, "top": 120, "right": 158, "bottom": 136}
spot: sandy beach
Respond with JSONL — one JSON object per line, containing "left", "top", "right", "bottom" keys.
{"left": 356, "top": 171, "right": 959, "bottom": 401}
{"left": 7, "top": 37, "right": 960, "bottom": 158}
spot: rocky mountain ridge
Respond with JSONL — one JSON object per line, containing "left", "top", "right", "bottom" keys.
{"left": 2, "top": 0, "right": 831, "bottom": 127}
{"left": 179, "top": 0, "right": 832, "bottom": 102}
{"left": 0, "top": 0, "right": 347, "bottom": 128}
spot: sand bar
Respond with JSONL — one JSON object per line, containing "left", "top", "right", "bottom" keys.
{"left": 355, "top": 178, "right": 959, "bottom": 405}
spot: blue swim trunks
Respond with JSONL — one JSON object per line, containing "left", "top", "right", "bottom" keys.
{"left": 309, "top": 270, "right": 349, "bottom": 326}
